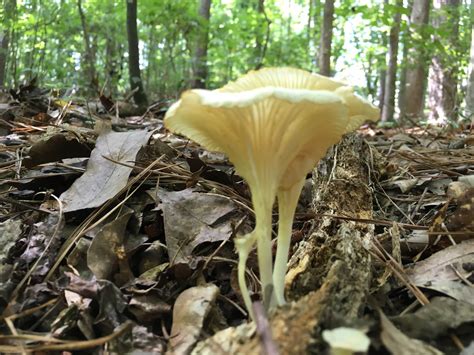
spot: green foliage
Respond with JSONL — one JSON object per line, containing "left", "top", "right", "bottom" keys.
{"left": 1, "top": 0, "right": 472, "bottom": 105}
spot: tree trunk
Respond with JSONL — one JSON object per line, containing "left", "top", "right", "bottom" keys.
{"left": 0, "top": 33, "right": 8, "bottom": 89}
{"left": 403, "top": 0, "right": 430, "bottom": 121}
{"left": 254, "top": 0, "right": 271, "bottom": 70}
{"left": 0, "top": 0, "right": 17, "bottom": 88}
{"left": 311, "top": 0, "right": 322, "bottom": 60}
{"left": 378, "top": 70, "right": 386, "bottom": 111}
{"left": 398, "top": 32, "right": 409, "bottom": 119}
{"left": 465, "top": 2, "right": 474, "bottom": 125}
{"left": 191, "top": 0, "right": 211, "bottom": 89}
{"left": 378, "top": 0, "right": 389, "bottom": 112}
{"left": 126, "top": 0, "right": 148, "bottom": 107}
{"left": 381, "top": 0, "right": 403, "bottom": 122}
{"left": 77, "top": 0, "right": 97, "bottom": 92}
{"left": 318, "top": 0, "right": 335, "bottom": 76}
{"left": 427, "top": 0, "right": 460, "bottom": 123}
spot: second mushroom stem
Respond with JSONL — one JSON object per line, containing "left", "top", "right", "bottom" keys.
{"left": 254, "top": 198, "right": 276, "bottom": 310}
{"left": 235, "top": 231, "right": 257, "bottom": 320}
{"left": 273, "top": 178, "right": 306, "bottom": 306}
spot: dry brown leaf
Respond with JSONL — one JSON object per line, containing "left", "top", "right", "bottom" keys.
{"left": 406, "top": 239, "right": 474, "bottom": 285}
{"left": 168, "top": 284, "right": 219, "bottom": 355}
{"left": 87, "top": 211, "right": 133, "bottom": 282}
{"left": 60, "top": 129, "right": 152, "bottom": 212}
{"left": 159, "top": 188, "right": 242, "bottom": 264}
{"left": 380, "top": 311, "right": 443, "bottom": 355}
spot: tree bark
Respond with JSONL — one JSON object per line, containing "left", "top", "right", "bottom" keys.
{"left": 126, "top": 0, "right": 148, "bottom": 107}
{"left": 77, "top": 0, "right": 97, "bottom": 92}
{"left": 378, "top": 0, "right": 389, "bottom": 112}
{"left": 427, "top": 0, "right": 460, "bottom": 123}
{"left": 318, "top": 0, "right": 335, "bottom": 76}
{"left": 465, "top": 2, "right": 474, "bottom": 125}
{"left": 312, "top": 0, "right": 322, "bottom": 61}
{"left": 403, "top": 0, "right": 430, "bottom": 121}
{"left": 0, "top": 0, "right": 17, "bottom": 88}
{"left": 398, "top": 33, "right": 409, "bottom": 119}
{"left": 191, "top": 0, "right": 211, "bottom": 89}
{"left": 0, "top": 33, "right": 8, "bottom": 89}
{"left": 381, "top": 0, "right": 403, "bottom": 122}
{"left": 254, "top": 0, "right": 271, "bottom": 70}
{"left": 378, "top": 69, "right": 386, "bottom": 111}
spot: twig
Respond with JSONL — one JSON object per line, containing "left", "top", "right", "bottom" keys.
{"left": 253, "top": 301, "right": 279, "bottom": 355}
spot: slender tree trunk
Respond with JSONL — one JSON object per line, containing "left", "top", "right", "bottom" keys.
{"left": 105, "top": 36, "right": 118, "bottom": 96}
{"left": 382, "top": 0, "right": 403, "bottom": 122}
{"left": 0, "top": 0, "right": 15, "bottom": 87}
{"left": 77, "top": 0, "right": 97, "bottom": 91}
{"left": 191, "top": 0, "right": 211, "bottom": 89}
{"left": 398, "top": 33, "right": 409, "bottom": 119}
{"left": 428, "top": 0, "right": 460, "bottom": 123}
{"left": 312, "top": 0, "right": 322, "bottom": 61}
{"left": 307, "top": 0, "right": 313, "bottom": 47}
{"left": 145, "top": 25, "right": 155, "bottom": 94}
{"left": 10, "top": 19, "right": 18, "bottom": 86}
{"left": 318, "top": 0, "right": 335, "bottom": 76}
{"left": 25, "top": 0, "right": 39, "bottom": 81}
{"left": 403, "top": 0, "right": 430, "bottom": 121}
{"left": 254, "top": 0, "right": 271, "bottom": 70}
{"left": 378, "top": 0, "right": 389, "bottom": 112}
{"left": 126, "top": 0, "right": 148, "bottom": 107}
{"left": 378, "top": 70, "right": 386, "bottom": 111}
{"left": 465, "top": 1, "right": 474, "bottom": 125}
{"left": 0, "top": 33, "right": 9, "bottom": 88}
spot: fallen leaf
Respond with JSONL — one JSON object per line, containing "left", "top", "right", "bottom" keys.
{"left": 24, "top": 133, "right": 91, "bottom": 168}
{"left": 406, "top": 239, "right": 474, "bottom": 285}
{"left": 18, "top": 214, "right": 63, "bottom": 279}
{"left": 393, "top": 179, "right": 419, "bottom": 193}
{"left": 458, "top": 175, "right": 474, "bottom": 187}
{"left": 392, "top": 297, "right": 474, "bottom": 340}
{"left": 95, "top": 280, "right": 128, "bottom": 330}
{"left": 385, "top": 177, "right": 431, "bottom": 193}
{"left": 380, "top": 311, "right": 442, "bottom": 355}
{"left": 446, "top": 187, "right": 474, "bottom": 238}
{"left": 0, "top": 219, "right": 22, "bottom": 261}
{"left": 168, "top": 284, "right": 219, "bottom": 355}
{"left": 60, "top": 129, "right": 152, "bottom": 212}
{"left": 427, "top": 178, "right": 452, "bottom": 196}
{"left": 159, "top": 188, "right": 241, "bottom": 264}
{"left": 128, "top": 294, "right": 171, "bottom": 322}
{"left": 405, "top": 240, "right": 474, "bottom": 303}
{"left": 87, "top": 211, "right": 133, "bottom": 282}
{"left": 410, "top": 279, "right": 474, "bottom": 306}
{"left": 129, "top": 325, "right": 166, "bottom": 354}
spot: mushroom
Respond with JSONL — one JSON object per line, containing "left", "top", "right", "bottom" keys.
{"left": 322, "top": 327, "right": 371, "bottom": 355}
{"left": 164, "top": 67, "right": 379, "bottom": 318}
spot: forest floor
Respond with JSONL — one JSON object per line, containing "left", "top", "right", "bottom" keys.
{"left": 0, "top": 83, "right": 473, "bottom": 354}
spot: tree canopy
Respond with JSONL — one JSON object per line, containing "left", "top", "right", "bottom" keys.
{"left": 1, "top": 0, "right": 473, "bottom": 122}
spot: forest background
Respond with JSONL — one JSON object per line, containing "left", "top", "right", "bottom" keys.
{"left": 0, "top": 0, "right": 473, "bottom": 126}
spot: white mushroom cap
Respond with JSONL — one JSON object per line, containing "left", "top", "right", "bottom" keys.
{"left": 322, "top": 327, "right": 371, "bottom": 354}
{"left": 165, "top": 67, "right": 379, "bottom": 192}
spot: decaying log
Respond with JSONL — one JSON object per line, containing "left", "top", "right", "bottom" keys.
{"left": 192, "top": 134, "right": 377, "bottom": 354}
{"left": 286, "top": 133, "right": 375, "bottom": 313}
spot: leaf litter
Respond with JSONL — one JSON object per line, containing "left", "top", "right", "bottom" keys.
{"left": 0, "top": 83, "right": 473, "bottom": 353}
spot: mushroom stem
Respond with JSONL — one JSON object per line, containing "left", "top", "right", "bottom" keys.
{"left": 235, "top": 231, "right": 257, "bottom": 320}
{"left": 253, "top": 195, "right": 276, "bottom": 310}
{"left": 273, "top": 178, "right": 306, "bottom": 306}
